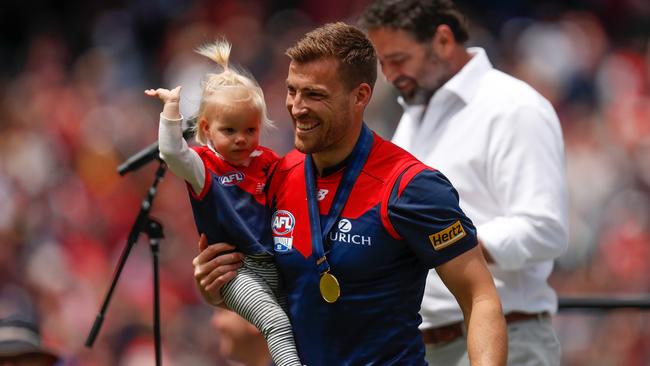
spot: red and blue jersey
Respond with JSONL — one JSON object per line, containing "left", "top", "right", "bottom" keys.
{"left": 266, "top": 132, "right": 477, "bottom": 365}
{"left": 189, "top": 145, "right": 279, "bottom": 255}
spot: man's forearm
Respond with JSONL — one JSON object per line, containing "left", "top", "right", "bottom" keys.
{"left": 465, "top": 297, "right": 507, "bottom": 366}
{"left": 437, "top": 246, "right": 508, "bottom": 365}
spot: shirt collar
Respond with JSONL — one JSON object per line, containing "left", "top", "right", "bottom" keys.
{"left": 442, "top": 47, "right": 493, "bottom": 104}
{"left": 207, "top": 141, "right": 258, "bottom": 167}
{"left": 319, "top": 154, "right": 350, "bottom": 177}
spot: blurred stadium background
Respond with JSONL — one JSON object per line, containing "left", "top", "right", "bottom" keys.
{"left": 1, "top": 0, "right": 649, "bottom": 364}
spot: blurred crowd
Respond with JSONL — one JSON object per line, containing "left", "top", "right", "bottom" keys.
{"left": 1, "top": 0, "right": 649, "bottom": 365}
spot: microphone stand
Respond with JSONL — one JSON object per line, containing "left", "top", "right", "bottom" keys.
{"left": 86, "top": 161, "right": 167, "bottom": 366}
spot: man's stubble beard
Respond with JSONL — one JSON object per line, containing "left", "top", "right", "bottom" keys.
{"left": 402, "top": 46, "right": 448, "bottom": 106}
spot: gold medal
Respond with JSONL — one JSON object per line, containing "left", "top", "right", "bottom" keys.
{"left": 319, "top": 271, "right": 341, "bottom": 303}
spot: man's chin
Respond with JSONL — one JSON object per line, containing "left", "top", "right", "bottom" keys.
{"left": 295, "top": 146, "right": 316, "bottom": 155}
{"left": 403, "top": 88, "right": 434, "bottom": 105}
{"left": 294, "top": 138, "right": 318, "bottom": 154}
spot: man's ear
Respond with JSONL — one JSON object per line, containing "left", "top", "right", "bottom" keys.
{"left": 431, "top": 24, "right": 456, "bottom": 59}
{"left": 354, "top": 83, "right": 373, "bottom": 107}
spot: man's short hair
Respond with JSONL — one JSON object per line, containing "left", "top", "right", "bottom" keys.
{"left": 286, "top": 22, "right": 377, "bottom": 90}
{"left": 359, "top": 0, "right": 469, "bottom": 44}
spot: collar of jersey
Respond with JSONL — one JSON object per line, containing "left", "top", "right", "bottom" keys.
{"left": 206, "top": 141, "right": 261, "bottom": 167}
{"left": 315, "top": 153, "right": 352, "bottom": 178}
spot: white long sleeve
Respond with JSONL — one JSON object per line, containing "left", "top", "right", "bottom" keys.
{"left": 157, "top": 115, "right": 205, "bottom": 194}
{"left": 478, "top": 102, "right": 568, "bottom": 270}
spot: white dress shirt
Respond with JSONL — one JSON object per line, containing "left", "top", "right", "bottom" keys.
{"left": 392, "top": 48, "right": 569, "bottom": 328}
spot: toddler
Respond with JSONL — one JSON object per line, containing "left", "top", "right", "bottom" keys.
{"left": 145, "top": 40, "right": 301, "bottom": 366}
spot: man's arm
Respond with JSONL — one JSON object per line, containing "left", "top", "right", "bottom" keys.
{"left": 385, "top": 167, "right": 506, "bottom": 364}
{"left": 480, "top": 104, "right": 568, "bottom": 270}
{"left": 436, "top": 246, "right": 507, "bottom": 366}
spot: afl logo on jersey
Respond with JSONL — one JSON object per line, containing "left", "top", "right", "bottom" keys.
{"left": 272, "top": 210, "right": 295, "bottom": 235}
{"left": 219, "top": 171, "right": 245, "bottom": 186}
{"left": 272, "top": 210, "right": 295, "bottom": 252}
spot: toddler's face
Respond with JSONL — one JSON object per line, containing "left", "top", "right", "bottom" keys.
{"left": 203, "top": 102, "right": 261, "bottom": 166}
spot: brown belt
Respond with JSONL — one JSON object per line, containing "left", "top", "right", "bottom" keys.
{"left": 421, "top": 311, "right": 550, "bottom": 345}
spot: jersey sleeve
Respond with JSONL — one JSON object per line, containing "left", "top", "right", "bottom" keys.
{"left": 387, "top": 169, "right": 478, "bottom": 269}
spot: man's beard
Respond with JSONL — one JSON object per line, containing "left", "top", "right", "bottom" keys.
{"left": 401, "top": 47, "right": 442, "bottom": 105}
{"left": 403, "top": 87, "right": 434, "bottom": 106}
{"left": 393, "top": 75, "right": 434, "bottom": 105}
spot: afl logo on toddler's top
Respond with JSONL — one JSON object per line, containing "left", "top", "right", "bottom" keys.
{"left": 219, "top": 171, "right": 245, "bottom": 186}
{"left": 272, "top": 210, "right": 295, "bottom": 252}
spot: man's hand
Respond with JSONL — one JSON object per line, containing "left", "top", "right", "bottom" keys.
{"left": 144, "top": 86, "right": 182, "bottom": 120}
{"left": 192, "top": 234, "right": 244, "bottom": 307}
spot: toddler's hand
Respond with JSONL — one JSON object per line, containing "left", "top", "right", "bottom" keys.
{"left": 145, "top": 86, "right": 182, "bottom": 104}
{"left": 145, "top": 86, "right": 182, "bottom": 120}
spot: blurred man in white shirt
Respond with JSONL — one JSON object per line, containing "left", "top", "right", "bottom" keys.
{"left": 360, "top": 1, "right": 568, "bottom": 365}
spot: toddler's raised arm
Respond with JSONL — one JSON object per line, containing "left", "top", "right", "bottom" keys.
{"left": 145, "top": 86, "right": 205, "bottom": 194}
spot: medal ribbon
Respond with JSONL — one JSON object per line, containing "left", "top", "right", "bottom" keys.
{"left": 304, "top": 124, "right": 373, "bottom": 275}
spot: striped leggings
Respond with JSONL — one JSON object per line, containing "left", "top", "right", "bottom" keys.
{"left": 221, "top": 253, "right": 302, "bottom": 366}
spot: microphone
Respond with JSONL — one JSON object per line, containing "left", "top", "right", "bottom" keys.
{"left": 117, "top": 118, "right": 196, "bottom": 176}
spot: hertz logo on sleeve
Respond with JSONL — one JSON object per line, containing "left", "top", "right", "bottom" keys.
{"left": 429, "top": 221, "right": 466, "bottom": 250}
